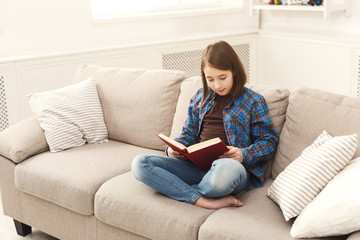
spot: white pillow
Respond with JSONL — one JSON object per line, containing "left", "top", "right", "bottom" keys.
{"left": 267, "top": 130, "right": 358, "bottom": 221}
{"left": 290, "top": 157, "right": 360, "bottom": 238}
{"left": 28, "top": 77, "right": 108, "bottom": 152}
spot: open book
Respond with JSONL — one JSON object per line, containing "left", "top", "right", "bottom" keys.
{"left": 157, "top": 134, "right": 229, "bottom": 172}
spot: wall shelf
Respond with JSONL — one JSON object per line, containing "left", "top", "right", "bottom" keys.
{"left": 250, "top": 0, "right": 351, "bottom": 19}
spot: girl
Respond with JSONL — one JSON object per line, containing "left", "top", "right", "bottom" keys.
{"left": 132, "top": 40, "right": 278, "bottom": 210}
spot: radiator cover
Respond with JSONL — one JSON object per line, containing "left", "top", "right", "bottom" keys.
{"left": 0, "top": 75, "right": 9, "bottom": 131}
{"left": 162, "top": 43, "right": 250, "bottom": 81}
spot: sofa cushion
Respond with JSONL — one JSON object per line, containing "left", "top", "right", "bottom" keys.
{"left": 74, "top": 64, "right": 186, "bottom": 150}
{"left": 14, "top": 140, "right": 163, "bottom": 215}
{"left": 198, "top": 179, "right": 346, "bottom": 240}
{"left": 28, "top": 77, "right": 108, "bottom": 152}
{"left": 272, "top": 87, "right": 360, "bottom": 179}
{"left": 95, "top": 172, "right": 214, "bottom": 240}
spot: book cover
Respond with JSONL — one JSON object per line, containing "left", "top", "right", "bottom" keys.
{"left": 157, "top": 134, "right": 229, "bottom": 172}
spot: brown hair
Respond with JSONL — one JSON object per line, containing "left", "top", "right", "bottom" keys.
{"left": 201, "top": 40, "right": 247, "bottom": 103}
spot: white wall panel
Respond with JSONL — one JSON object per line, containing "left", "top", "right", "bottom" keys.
{"left": 256, "top": 0, "right": 360, "bottom": 97}
{"left": 258, "top": 33, "right": 353, "bottom": 96}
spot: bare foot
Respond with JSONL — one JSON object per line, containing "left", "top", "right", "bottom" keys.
{"left": 194, "top": 196, "right": 243, "bottom": 210}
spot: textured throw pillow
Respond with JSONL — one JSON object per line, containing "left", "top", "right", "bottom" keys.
{"left": 290, "top": 157, "right": 360, "bottom": 238}
{"left": 267, "top": 130, "right": 358, "bottom": 221}
{"left": 28, "top": 77, "right": 108, "bottom": 152}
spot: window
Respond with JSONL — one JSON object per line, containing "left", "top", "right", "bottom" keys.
{"left": 91, "top": 0, "right": 243, "bottom": 21}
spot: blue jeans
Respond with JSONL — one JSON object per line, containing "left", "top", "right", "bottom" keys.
{"left": 131, "top": 154, "right": 249, "bottom": 204}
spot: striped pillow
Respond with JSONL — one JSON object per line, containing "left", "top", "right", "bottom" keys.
{"left": 267, "top": 130, "right": 358, "bottom": 221}
{"left": 28, "top": 77, "right": 108, "bottom": 152}
{"left": 290, "top": 157, "right": 360, "bottom": 238}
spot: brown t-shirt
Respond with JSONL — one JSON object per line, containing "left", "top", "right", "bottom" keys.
{"left": 199, "top": 94, "right": 232, "bottom": 145}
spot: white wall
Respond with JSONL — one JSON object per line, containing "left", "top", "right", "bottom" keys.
{"left": 257, "top": 0, "right": 360, "bottom": 97}
{"left": 259, "top": 1, "right": 360, "bottom": 35}
{"left": 0, "top": 0, "right": 259, "bottom": 127}
{"left": 0, "top": 0, "right": 257, "bottom": 59}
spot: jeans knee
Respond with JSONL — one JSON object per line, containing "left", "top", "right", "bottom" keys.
{"left": 131, "top": 154, "right": 148, "bottom": 180}
{"left": 196, "top": 158, "right": 248, "bottom": 198}
{"left": 212, "top": 158, "right": 242, "bottom": 173}
{"left": 211, "top": 158, "right": 246, "bottom": 187}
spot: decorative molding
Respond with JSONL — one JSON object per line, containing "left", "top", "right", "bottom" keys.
{"left": 0, "top": 30, "right": 258, "bottom": 64}
{"left": 259, "top": 29, "right": 360, "bottom": 46}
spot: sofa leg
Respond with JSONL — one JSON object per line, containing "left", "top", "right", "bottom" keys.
{"left": 13, "top": 219, "right": 32, "bottom": 236}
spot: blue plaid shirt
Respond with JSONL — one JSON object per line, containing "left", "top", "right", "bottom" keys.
{"left": 174, "top": 87, "right": 278, "bottom": 190}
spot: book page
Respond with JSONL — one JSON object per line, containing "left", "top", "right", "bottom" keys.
{"left": 157, "top": 134, "right": 186, "bottom": 151}
{"left": 187, "top": 137, "right": 222, "bottom": 153}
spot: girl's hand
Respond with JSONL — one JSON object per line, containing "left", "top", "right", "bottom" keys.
{"left": 168, "top": 147, "right": 187, "bottom": 160}
{"left": 220, "top": 146, "right": 243, "bottom": 163}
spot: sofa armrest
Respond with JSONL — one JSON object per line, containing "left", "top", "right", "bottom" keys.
{"left": 348, "top": 231, "right": 360, "bottom": 240}
{"left": 0, "top": 117, "right": 49, "bottom": 163}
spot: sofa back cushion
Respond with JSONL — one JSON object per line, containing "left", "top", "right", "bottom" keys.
{"left": 272, "top": 87, "right": 360, "bottom": 179}
{"left": 170, "top": 77, "right": 203, "bottom": 139}
{"left": 75, "top": 65, "right": 186, "bottom": 150}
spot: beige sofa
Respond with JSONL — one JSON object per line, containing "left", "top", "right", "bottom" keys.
{"left": 0, "top": 65, "right": 360, "bottom": 240}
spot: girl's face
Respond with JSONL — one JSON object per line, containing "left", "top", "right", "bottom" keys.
{"left": 203, "top": 64, "right": 234, "bottom": 96}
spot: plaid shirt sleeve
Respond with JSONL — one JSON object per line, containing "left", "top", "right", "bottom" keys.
{"left": 236, "top": 93, "right": 278, "bottom": 189}
{"left": 241, "top": 97, "right": 278, "bottom": 166}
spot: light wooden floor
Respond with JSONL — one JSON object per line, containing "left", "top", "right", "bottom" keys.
{"left": 0, "top": 191, "right": 57, "bottom": 240}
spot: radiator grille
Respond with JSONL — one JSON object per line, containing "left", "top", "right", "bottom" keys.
{"left": 162, "top": 44, "right": 250, "bottom": 81}
{"left": 357, "top": 52, "right": 360, "bottom": 98}
{"left": 0, "top": 76, "right": 9, "bottom": 131}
